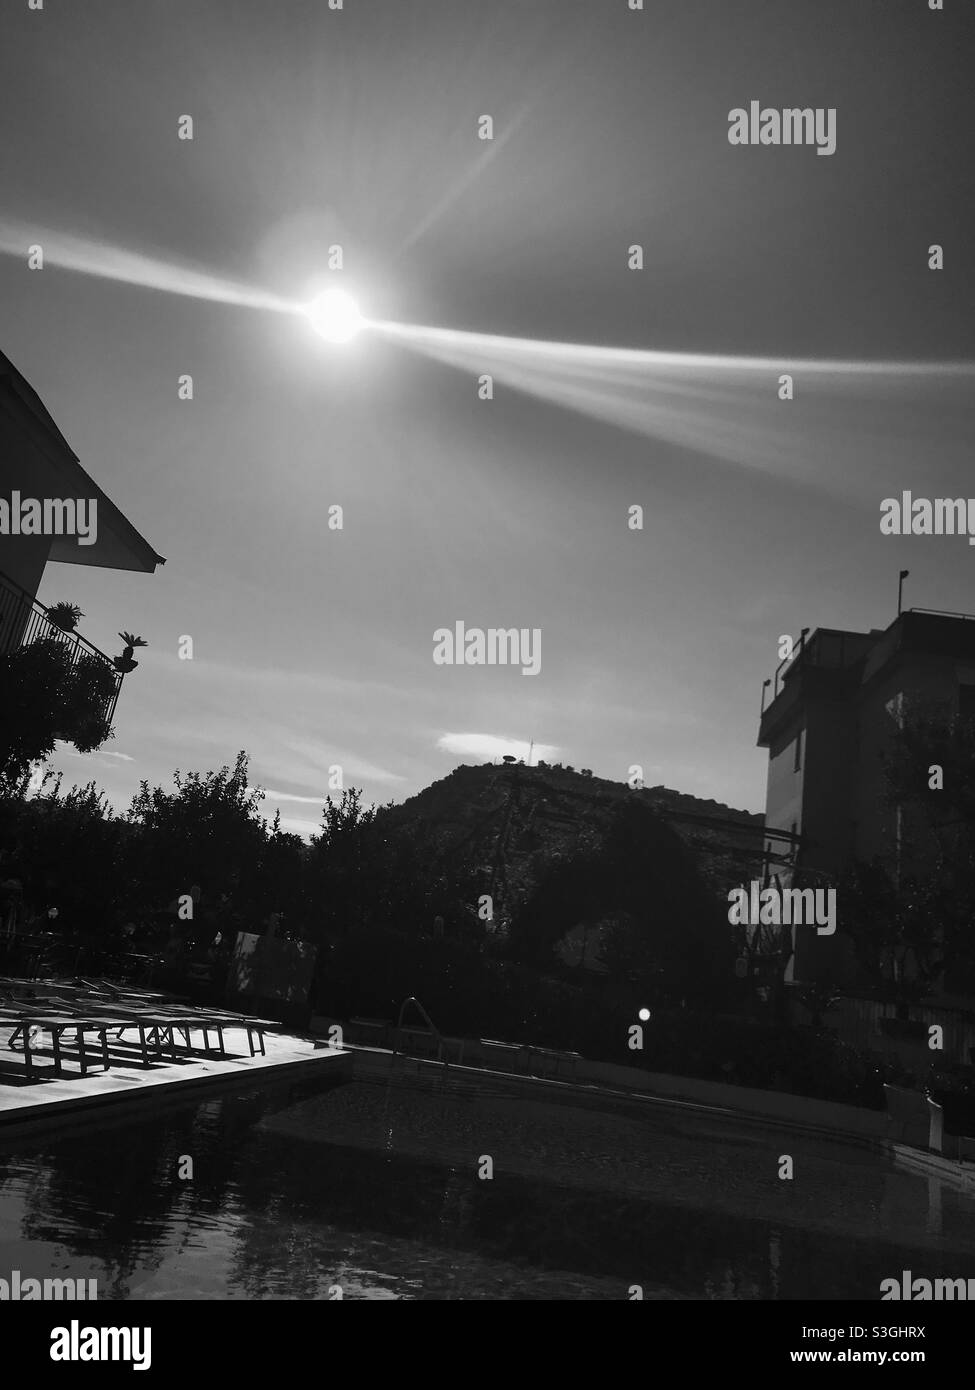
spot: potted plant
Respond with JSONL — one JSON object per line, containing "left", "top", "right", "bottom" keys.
{"left": 46, "top": 601, "right": 84, "bottom": 633}
{"left": 113, "top": 631, "right": 148, "bottom": 673}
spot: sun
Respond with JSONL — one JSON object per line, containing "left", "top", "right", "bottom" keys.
{"left": 303, "top": 288, "right": 365, "bottom": 343}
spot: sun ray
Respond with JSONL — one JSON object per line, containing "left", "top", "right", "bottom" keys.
{"left": 371, "top": 318, "right": 975, "bottom": 379}
{"left": 4, "top": 218, "right": 973, "bottom": 488}
{"left": 0, "top": 219, "right": 297, "bottom": 315}
{"left": 370, "top": 319, "right": 975, "bottom": 485}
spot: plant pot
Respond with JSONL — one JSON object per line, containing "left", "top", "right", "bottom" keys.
{"left": 113, "top": 657, "right": 138, "bottom": 674}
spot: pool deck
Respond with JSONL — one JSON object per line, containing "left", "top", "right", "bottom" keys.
{"left": 0, "top": 1025, "right": 352, "bottom": 1134}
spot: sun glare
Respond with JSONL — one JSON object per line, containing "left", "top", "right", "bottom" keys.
{"left": 304, "top": 288, "right": 365, "bottom": 343}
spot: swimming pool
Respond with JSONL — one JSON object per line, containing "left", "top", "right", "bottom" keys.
{"left": 1, "top": 1064, "right": 974, "bottom": 1299}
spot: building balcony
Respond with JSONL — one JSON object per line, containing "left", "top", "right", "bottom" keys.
{"left": 759, "top": 611, "right": 975, "bottom": 748}
{"left": 758, "top": 627, "right": 874, "bottom": 748}
{"left": 0, "top": 567, "right": 123, "bottom": 729}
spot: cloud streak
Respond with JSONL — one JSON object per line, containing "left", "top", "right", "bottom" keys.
{"left": 438, "top": 732, "right": 558, "bottom": 764}
{"left": 373, "top": 319, "right": 975, "bottom": 483}
{"left": 262, "top": 789, "right": 328, "bottom": 805}
{"left": 0, "top": 218, "right": 296, "bottom": 315}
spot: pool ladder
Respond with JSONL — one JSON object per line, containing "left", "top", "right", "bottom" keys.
{"left": 392, "top": 995, "right": 449, "bottom": 1072}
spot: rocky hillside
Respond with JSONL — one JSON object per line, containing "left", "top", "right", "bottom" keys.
{"left": 382, "top": 762, "right": 764, "bottom": 927}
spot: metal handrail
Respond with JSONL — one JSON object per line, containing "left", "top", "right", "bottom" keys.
{"left": 763, "top": 609, "right": 975, "bottom": 714}
{"left": 0, "top": 567, "right": 123, "bottom": 727}
{"left": 906, "top": 607, "right": 975, "bottom": 622}
{"left": 769, "top": 628, "right": 812, "bottom": 701}
{"left": 764, "top": 628, "right": 863, "bottom": 709}
{"left": 392, "top": 995, "right": 448, "bottom": 1068}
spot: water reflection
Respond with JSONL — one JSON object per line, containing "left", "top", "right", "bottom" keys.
{"left": 927, "top": 1177, "right": 943, "bottom": 1238}
{"left": 0, "top": 1072, "right": 974, "bottom": 1299}
{"left": 769, "top": 1228, "right": 781, "bottom": 1299}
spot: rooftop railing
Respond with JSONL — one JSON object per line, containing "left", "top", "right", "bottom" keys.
{"left": 906, "top": 606, "right": 975, "bottom": 622}
{"left": 760, "top": 609, "right": 975, "bottom": 718}
{"left": 761, "top": 628, "right": 875, "bottom": 714}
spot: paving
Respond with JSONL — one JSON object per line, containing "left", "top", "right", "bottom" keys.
{"left": 0, "top": 1022, "right": 351, "bottom": 1132}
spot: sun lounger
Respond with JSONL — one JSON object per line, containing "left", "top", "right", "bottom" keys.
{"left": 153, "top": 1006, "right": 271, "bottom": 1056}
{"left": 80, "top": 1007, "right": 213, "bottom": 1064}
{"left": 71, "top": 1013, "right": 179, "bottom": 1067}
{"left": 5, "top": 1014, "right": 112, "bottom": 1080}
{"left": 0, "top": 986, "right": 272, "bottom": 1072}
{"left": 3, "top": 1003, "right": 209, "bottom": 1068}
{"left": 173, "top": 1010, "right": 270, "bottom": 1058}
{"left": 99, "top": 1005, "right": 268, "bottom": 1060}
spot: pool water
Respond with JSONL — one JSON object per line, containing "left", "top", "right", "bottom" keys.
{"left": 2, "top": 1065, "right": 975, "bottom": 1299}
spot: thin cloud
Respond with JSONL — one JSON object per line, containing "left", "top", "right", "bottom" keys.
{"left": 273, "top": 815, "right": 322, "bottom": 841}
{"left": 56, "top": 747, "right": 135, "bottom": 764}
{"left": 263, "top": 789, "right": 328, "bottom": 805}
{"left": 438, "top": 733, "right": 559, "bottom": 764}
{"left": 276, "top": 736, "right": 407, "bottom": 786}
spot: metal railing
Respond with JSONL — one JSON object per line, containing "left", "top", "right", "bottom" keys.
{"left": 763, "top": 611, "right": 975, "bottom": 713}
{"left": 906, "top": 607, "right": 975, "bottom": 622}
{"left": 0, "top": 567, "right": 123, "bottom": 727}
{"left": 762, "top": 629, "right": 865, "bottom": 712}
{"left": 392, "top": 995, "right": 448, "bottom": 1068}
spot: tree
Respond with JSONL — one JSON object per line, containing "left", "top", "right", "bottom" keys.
{"left": 511, "top": 799, "right": 732, "bottom": 1004}
{"left": 885, "top": 703, "right": 975, "bottom": 834}
{"left": 0, "top": 771, "right": 127, "bottom": 935}
{"left": 836, "top": 702, "right": 975, "bottom": 1002}
{"left": 125, "top": 752, "right": 268, "bottom": 934}
{"left": 837, "top": 856, "right": 973, "bottom": 1003}
{"left": 0, "top": 639, "right": 118, "bottom": 780}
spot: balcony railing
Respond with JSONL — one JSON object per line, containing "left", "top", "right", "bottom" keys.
{"left": 0, "top": 568, "right": 123, "bottom": 728}
{"left": 761, "top": 627, "right": 877, "bottom": 716}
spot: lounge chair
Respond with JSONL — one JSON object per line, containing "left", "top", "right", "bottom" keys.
{"left": 4, "top": 1012, "right": 112, "bottom": 1080}
{"left": 99, "top": 1005, "right": 268, "bottom": 1061}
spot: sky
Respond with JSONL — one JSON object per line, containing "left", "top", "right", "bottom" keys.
{"left": 2, "top": 0, "right": 974, "bottom": 837}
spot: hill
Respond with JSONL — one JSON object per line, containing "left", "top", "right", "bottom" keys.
{"left": 382, "top": 762, "right": 764, "bottom": 937}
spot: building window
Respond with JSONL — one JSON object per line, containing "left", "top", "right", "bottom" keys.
{"left": 793, "top": 726, "right": 803, "bottom": 772}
